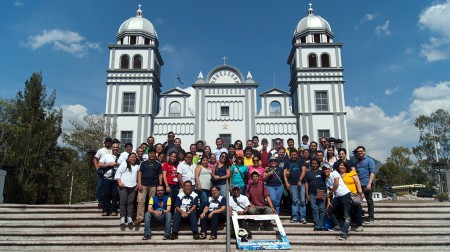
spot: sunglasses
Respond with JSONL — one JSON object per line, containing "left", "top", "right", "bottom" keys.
{"left": 253, "top": 159, "right": 259, "bottom": 162}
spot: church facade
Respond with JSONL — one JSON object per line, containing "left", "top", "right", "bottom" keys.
{"left": 104, "top": 4, "right": 348, "bottom": 149}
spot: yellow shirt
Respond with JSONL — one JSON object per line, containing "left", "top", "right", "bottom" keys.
{"left": 341, "top": 171, "right": 357, "bottom": 193}
{"left": 244, "top": 157, "right": 253, "bottom": 166}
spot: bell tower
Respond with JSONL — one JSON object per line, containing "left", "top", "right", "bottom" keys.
{"left": 105, "top": 5, "right": 164, "bottom": 147}
{"left": 288, "top": 3, "right": 348, "bottom": 147}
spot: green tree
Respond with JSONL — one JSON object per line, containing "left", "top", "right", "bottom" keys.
{"left": 61, "top": 114, "right": 117, "bottom": 201}
{"left": 376, "top": 146, "right": 413, "bottom": 189}
{"left": 62, "top": 114, "right": 117, "bottom": 154}
{"left": 412, "top": 109, "right": 449, "bottom": 188}
{"left": 1, "top": 72, "right": 71, "bottom": 204}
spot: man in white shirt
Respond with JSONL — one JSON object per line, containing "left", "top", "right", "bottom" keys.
{"left": 118, "top": 142, "right": 133, "bottom": 164}
{"left": 94, "top": 137, "right": 113, "bottom": 208}
{"left": 323, "top": 163, "right": 351, "bottom": 241}
{"left": 98, "top": 142, "right": 121, "bottom": 216}
{"left": 230, "top": 186, "right": 252, "bottom": 239}
{"left": 177, "top": 152, "right": 197, "bottom": 187}
{"left": 212, "top": 138, "right": 228, "bottom": 160}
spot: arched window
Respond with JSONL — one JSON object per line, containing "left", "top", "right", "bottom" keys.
{"left": 308, "top": 53, "right": 317, "bottom": 68}
{"left": 133, "top": 55, "right": 142, "bottom": 69}
{"left": 321, "top": 53, "right": 330, "bottom": 67}
{"left": 169, "top": 101, "right": 181, "bottom": 117}
{"left": 269, "top": 101, "right": 282, "bottom": 116}
{"left": 120, "top": 54, "right": 129, "bottom": 69}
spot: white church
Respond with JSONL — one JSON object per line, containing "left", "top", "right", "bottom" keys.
{"left": 104, "top": 4, "right": 349, "bottom": 150}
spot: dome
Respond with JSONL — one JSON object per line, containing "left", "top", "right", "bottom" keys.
{"left": 118, "top": 5, "right": 157, "bottom": 37}
{"left": 294, "top": 4, "right": 332, "bottom": 35}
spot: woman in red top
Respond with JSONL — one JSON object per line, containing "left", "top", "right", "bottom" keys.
{"left": 162, "top": 151, "right": 179, "bottom": 210}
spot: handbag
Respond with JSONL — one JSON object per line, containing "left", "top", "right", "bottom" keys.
{"left": 351, "top": 193, "right": 364, "bottom": 205}
{"left": 271, "top": 167, "right": 289, "bottom": 197}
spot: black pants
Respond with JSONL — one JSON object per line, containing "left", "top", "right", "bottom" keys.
{"left": 102, "top": 179, "right": 118, "bottom": 213}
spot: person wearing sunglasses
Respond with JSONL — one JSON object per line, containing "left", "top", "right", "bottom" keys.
{"left": 212, "top": 152, "right": 231, "bottom": 197}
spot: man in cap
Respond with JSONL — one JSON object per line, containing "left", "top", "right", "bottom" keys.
{"left": 97, "top": 142, "right": 121, "bottom": 216}
{"left": 229, "top": 185, "right": 252, "bottom": 238}
{"left": 94, "top": 137, "right": 113, "bottom": 209}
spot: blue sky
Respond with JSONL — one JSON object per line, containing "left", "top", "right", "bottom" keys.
{"left": 1, "top": 0, "right": 449, "bottom": 161}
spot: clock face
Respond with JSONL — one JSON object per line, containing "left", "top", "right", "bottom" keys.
{"left": 209, "top": 69, "right": 241, "bottom": 84}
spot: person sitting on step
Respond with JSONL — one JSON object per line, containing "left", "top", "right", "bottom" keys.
{"left": 199, "top": 186, "right": 226, "bottom": 240}
{"left": 170, "top": 180, "right": 200, "bottom": 240}
{"left": 142, "top": 185, "right": 172, "bottom": 240}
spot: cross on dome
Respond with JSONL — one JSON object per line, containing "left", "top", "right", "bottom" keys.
{"left": 137, "top": 4, "right": 143, "bottom": 17}
{"left": 308, "top": 2, "right": 314, "bottom": 16}
{"left": 222, "top": 56, "right": 228, "bottom": 65}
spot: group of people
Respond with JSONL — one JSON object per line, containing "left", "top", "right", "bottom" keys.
{"left": 93, "top": 133, "right": 376, "bottom": 241}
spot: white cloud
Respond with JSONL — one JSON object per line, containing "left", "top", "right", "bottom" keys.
{"left": 60, "top": 104, "right": 88, "bottom": 130}
{"left": 354, "top": 13, "right": 376, "bottom": 30}
{"left": 154, "top": 18, "right": 164, "bottom": 24}
{"left": 346, "top": 104, "right": 417, "bottom": 162}
{"left": 24, "top": 29, "right": 101, "bottom": 57}
{"left": 14, "top": 1, "right": 24, "bottom": 7}
{"left": 375, "top": 20, "right": 391, "bottom": 36}
{"left": 385, "top": 86, "right": 399, "bottom": 95}
{"left": 419, "top": 0, "right": 450, "bottom": 62}
{"left": 160, "top": 44, "right": 174, "bottom": 53}
{"left": 409, "top": 81, "right": 450, "bottom": 118}
{"left": 347, "top": 81, "right": 450, "bottom": 162}
{"left": 383, "top": 64, "right": 401, "bottom": 72}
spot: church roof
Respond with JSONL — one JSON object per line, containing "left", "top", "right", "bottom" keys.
{"left": 160, "top": 88, "right": 191, "bottom": 96}
{"left": 259, "top": 88, "right": 290, "bottom": 96}
{"left": 118, "top": 5, "right": 157, "bottom": 37}
{"left": 294, "top": 3, "right": 333, "bottom": 37}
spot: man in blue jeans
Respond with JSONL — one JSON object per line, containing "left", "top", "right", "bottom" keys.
{"left": 355, "top": 146, "right": 376, "bottom": 224}
{"left": 283, "top": 149, "right": 308, "bottom": 224}
{"left": 142, "top": 185, "right": 172, "bottom": 240}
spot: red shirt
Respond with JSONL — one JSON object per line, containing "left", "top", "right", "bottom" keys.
{"left": 162, "top": 162, "right": 177, "bottom": 185}
{"left": 246, "top": 182, "right": 269, "bottom": 207}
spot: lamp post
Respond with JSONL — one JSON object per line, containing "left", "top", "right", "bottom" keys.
{"left": 432, "top": 162, "right": 446, "bottom": 194}
{"left": 86, "top": 150, "right": 97, "bottom": 201}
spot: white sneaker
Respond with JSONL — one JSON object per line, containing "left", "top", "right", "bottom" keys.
{"left": 127, "top": 217, "right": 133, "bottom": 225}
{"left": 120, "top": 217, "right": 126, "bottom": 225}
{"left": 354, "top": 226, "right": 363, "bottom": 232}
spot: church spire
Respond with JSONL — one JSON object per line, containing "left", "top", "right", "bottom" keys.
{"left": 308, "top": 2, "right": 314, "bottom": 16}
{"left": 137, "top": 4, "right": 143, "bottom": 17}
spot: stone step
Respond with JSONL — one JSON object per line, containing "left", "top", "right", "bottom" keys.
{"left": 2, "top": 207, "right": 449, "bottom": 214}
{"left": 1, "top": 201, "right": 450, "bottom": 251}
{"left": 1, "top": 244, "right": 449, "bottom": 252}
{"left": 2, "top": 225, "right": 450, "bottom": 232}
{"left": 1, "top": 238, "right": 450, "bottom": 246}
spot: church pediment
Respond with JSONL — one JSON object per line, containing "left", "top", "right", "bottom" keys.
{"left": 260, "top": 88, "right": 290, "bottom": 96}
{"left": 161, "top": 88, "right": 191, "bottom": 96}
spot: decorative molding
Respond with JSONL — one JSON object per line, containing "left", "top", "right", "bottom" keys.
{"left": 153, "top": 122, "right": 195, "bottom": 135}
{"left": 255, "top": 122, "right": 298, "bottom": 135}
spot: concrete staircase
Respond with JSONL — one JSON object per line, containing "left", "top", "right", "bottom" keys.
{"left": 1, "top": 200, "right": 450, "bottom": 251}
